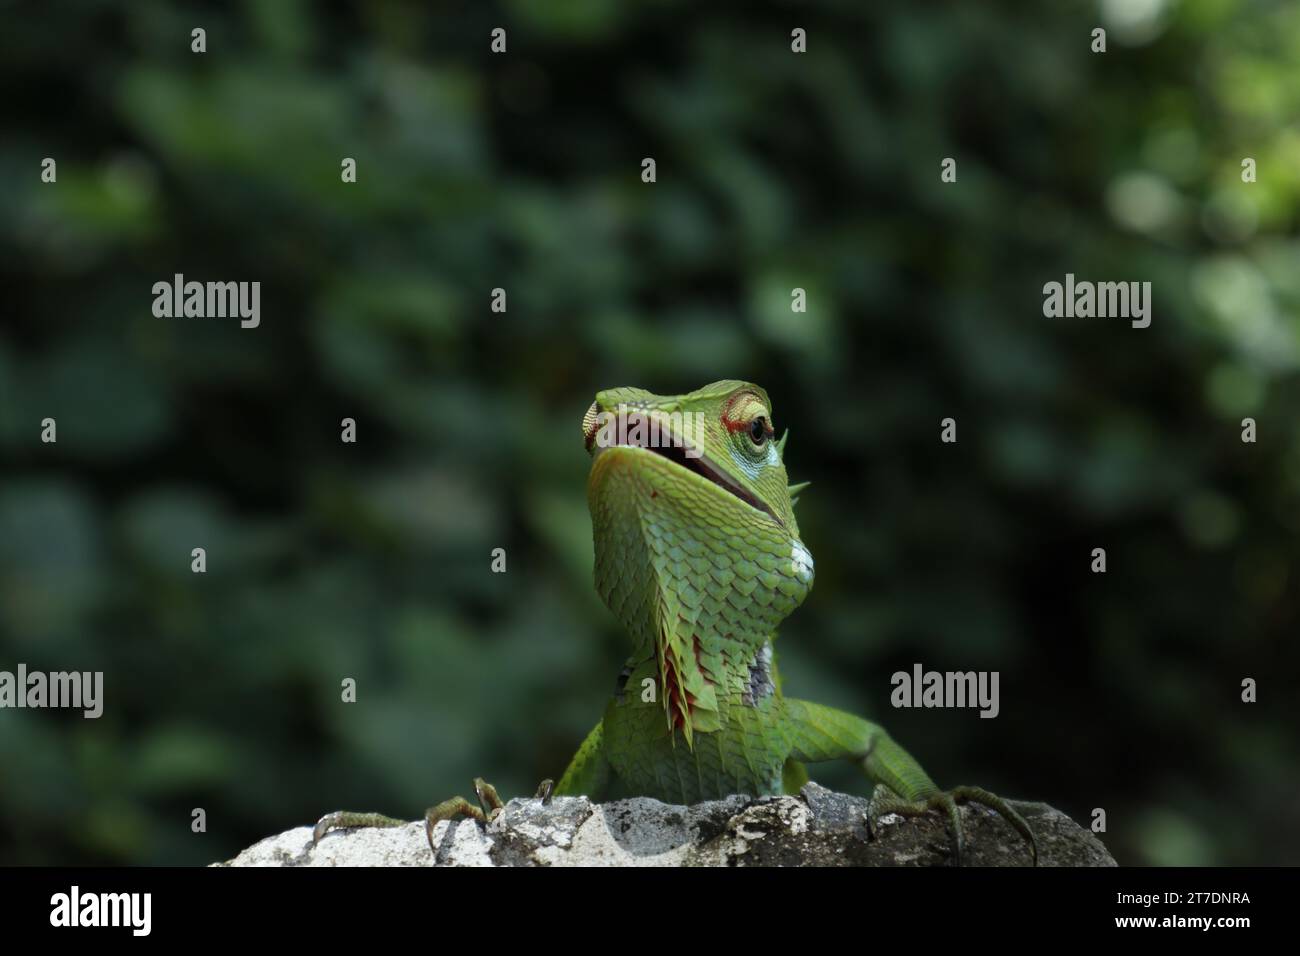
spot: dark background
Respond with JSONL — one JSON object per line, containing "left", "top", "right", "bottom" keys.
{"left": 1, "top": 0, "right": 1297, "bottom": 866}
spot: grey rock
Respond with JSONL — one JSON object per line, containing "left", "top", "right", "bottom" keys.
{"left": 217, "top": 783, "right": 1115, "bottom": 867}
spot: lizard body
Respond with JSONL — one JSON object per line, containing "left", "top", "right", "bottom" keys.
{"left": 315, "top": 381, "right": 1036, "bottom": 864}
{"left": 561, "top": 381, "right": 817, "bottom": 803}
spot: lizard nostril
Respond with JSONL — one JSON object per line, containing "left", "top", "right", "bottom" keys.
{"left": 582, "top": 401, "right": 601, "bottom": 452}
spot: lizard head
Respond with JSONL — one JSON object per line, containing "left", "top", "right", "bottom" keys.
{"left": 583, "top": 380, "right": 806, "bottom": 533}
{"left": 581, "top": 381, "right": 814, "bottom": 740}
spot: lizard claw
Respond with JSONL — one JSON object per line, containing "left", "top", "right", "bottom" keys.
{"left": 312, "top": 777, "right": 512, "bottom": 856}
{"left": 422, "top": 777, "right": 506, "bottom": 852}
{"left": 865, "top": 784, "right": 1037, "bottom": 866}
{"left": 942, "top": 785, "right": 1038, "bottom": 866}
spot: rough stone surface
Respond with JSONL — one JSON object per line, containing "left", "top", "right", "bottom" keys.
{"left": 217, "top": 783, "right": 1114, "bottom": 867}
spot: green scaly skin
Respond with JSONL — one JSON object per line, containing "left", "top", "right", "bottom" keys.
{"left": 314, "top": 381, "right": 1036, "bottom": 865}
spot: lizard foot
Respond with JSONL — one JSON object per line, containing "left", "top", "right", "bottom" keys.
{"left": 865, "top": 783, "right": 1038, "bottom": 866}
{"left": 312, "top": 777, "right": 557, "bottom": 853}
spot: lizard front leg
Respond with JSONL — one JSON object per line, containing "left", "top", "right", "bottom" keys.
{"left": 313, "top": 776, "right": 552, "bottom": 853}
{"left": 312, "top": 721, "right": 609, "bottom": 852}
{"left": 784, "top": 698, "right": 1037, "bottom": 865}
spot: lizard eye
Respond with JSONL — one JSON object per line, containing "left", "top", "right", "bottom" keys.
{"left": 749, "top": 417, "right": 768, "bottom": 445}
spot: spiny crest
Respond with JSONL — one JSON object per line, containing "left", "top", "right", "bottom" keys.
{"left": 656, "top": 591, "right": 723, "bottom": 751}
{"left": 787, "top": 480, "right": 810, "bottom": 507}
{"left": 779, "top": 429, "right": 809, "bottom": 507}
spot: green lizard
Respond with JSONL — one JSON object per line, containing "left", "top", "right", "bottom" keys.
{"left": 315, "top": 381, "right": 1036, "bottom": 864}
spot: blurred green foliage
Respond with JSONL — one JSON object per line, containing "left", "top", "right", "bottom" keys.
{"left": 1, "top": 0, "right": 1297, "bottom": 865}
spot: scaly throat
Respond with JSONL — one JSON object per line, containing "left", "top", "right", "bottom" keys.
{"left": 588, "top": 440, "right": 811, "bottom": 751}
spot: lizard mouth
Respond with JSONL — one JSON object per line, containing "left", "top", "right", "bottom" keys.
{"left": 587, "top": 407, "right": 779, "bottom": 523}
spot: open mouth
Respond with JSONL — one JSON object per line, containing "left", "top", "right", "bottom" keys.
{"left": 588, "top": 408, "right": 779, "bottom": 524}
